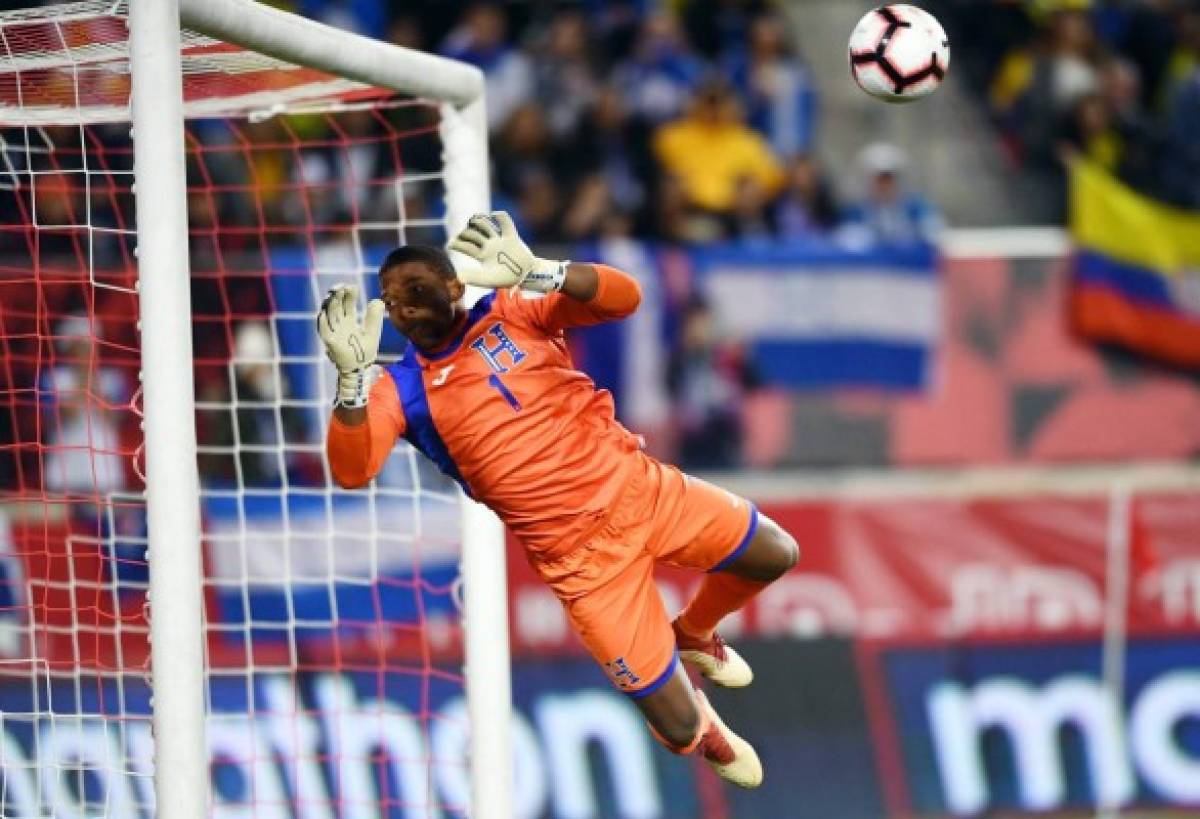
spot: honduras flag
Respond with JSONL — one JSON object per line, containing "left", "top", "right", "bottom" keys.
{"left": 693, "top": 241, "right": 940, "bottom": 391}
{"left": 1070, "top": 161, "right": 1200, "bottom": 368}
{"left": 202, "top": 489, "right": 462, "bottom": 648}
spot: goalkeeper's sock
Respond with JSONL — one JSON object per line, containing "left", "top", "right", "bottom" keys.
{"left": 647, "top": 708, "right": 708, "bottom": 756}
{"left": 675, "top": 573, "right": 770, "bottom": 641}
{"left": 645, "top": 691, "right": 722, "bottom": 758}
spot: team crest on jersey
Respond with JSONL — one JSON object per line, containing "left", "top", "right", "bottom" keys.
{"left": 604, "top": 657, "right": 641, "bottom": 689}
{"left": 471, "top": 323, "right": 526, "bottom": 374}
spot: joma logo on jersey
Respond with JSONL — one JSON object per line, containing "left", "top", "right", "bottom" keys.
{"left": 471, "top": 323, "right": 526, "bottom": 373}
{"left": 604, "top": 657, "right": 641, "bottom": 689}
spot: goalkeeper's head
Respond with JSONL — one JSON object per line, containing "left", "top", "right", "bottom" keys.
{"left": 378, "top": 245, "right": 467, "bottom": 351}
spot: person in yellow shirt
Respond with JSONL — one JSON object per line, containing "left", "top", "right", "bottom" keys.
{"left": 653, "top": 78, "right": 785, "bottom": 216}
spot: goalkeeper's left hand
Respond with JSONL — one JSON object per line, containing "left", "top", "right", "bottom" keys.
{"left": 448, "top": 211, "right": 567, "bottom": 293}
{"left": 317, "top": 284, "right": 384, "bottom": 409}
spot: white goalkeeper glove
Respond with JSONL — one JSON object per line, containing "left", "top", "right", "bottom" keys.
{"left": 316, "top": 284, "right": 385, "bottom": 409}
{"left": 448, "top": 211, "right": 568, "bottom": 293}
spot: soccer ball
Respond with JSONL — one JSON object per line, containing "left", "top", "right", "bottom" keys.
{"left": 848, "top": 5, "right": 950, "bottom": 103}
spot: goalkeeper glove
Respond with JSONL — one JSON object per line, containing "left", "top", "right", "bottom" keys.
{"left": 448, "top": 211, "right": 568, "bottom": 293}
{"left": 316, "top": 284, "right": 385, "bottom": 409}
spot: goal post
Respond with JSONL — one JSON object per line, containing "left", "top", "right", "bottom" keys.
{"left": 1, "top": 0, "right": 511, "bottom": 816}
{"left": 154, "top": 2, "right": 514, "bottom": 815}
{"left": 128, "top": 2, "right": 206, "bottom": 818}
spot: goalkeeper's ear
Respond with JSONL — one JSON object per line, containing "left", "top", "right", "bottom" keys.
{"left": 448, "top": 276, "right": 466, "bottom": 301}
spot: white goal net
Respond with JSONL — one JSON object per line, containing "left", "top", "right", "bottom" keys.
{"left": 0, "top": 1, "right": 503, "bottom": 816}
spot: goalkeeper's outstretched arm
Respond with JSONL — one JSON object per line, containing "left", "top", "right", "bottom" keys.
{"left": 322, "top": 214, "right": 641, "bottom": 488}
{"left": 450, "top": 211, "right": 642, "bottom": 330}
{"left": 326, "top": 374, "right": 403, "bottom": 488}
{"left": 318, "top": 284, "right": 403, "bottom": 488}
{"left": 538, "top": 262, "right": 642, "bottom": 329}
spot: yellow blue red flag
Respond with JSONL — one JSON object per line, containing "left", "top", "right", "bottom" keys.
{"left": 1070, "top": 161, "right": 1200, "bottom": 367}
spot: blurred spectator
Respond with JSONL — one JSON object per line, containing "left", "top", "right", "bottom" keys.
{"left": 493, "top": 104, "right": 560, "bottom": 198}
{"left": 992, "top": 6, "right": 1105, "bottom": 167}
{"left": 1058, "top": 57, "right": 1163, "bottom": 193}
{"left": 653, "top": 78, "right": 784, "bottom": 225}
{"left": 839, "top": 143, "right": 944, "bottom": 247}
{"left": 218, "top": 117, "right": 293, "bottom": 230}
{"left": 40, "top": 315, "right": 128, "bottom": 500}
{"left": 203, "top": 321, "right": 310, "bottom": 487}
{"left": 441, "top": 3, "right": 533, "bottom": 133}
{"left": 235, "top": 321, "right": 311, "bottom": 486}
{"left": 492, "top": 104, "right": 568, "bottom": 241}
{"left": 613, "top": 12, "right": 706, "bottom": 125}
{"left": 722, "top": 11, "right": 818, "bottom": 159}
{"left": 0, "top": 509, "right": 24, "bottom": 658}
{"left": 298, "top": 0, "right": 387, "bottom": 38}
{"left": 291, "top": 107, "right": 389, "bottom": 225}
{"left": 572, "top": 85, "right": 656, "bottom": 217}
{"left": 772, "top": 153, "right": 840, "bottom": 239}
{"left": 1043, "top": 7, "right": 1106, "bottom": 106}
{"left": 386, "top": 15, "right": 424, "bottom": 50}
{"left": 1160, "top": 3, "right": 1200, "bottom": 107}
{"left": 1162, "top": 63, "right": 1200, "bottom": 208}
{"left": 560, "top": 175, "right": 620, "bottom": 242}
{"left": 723, "top": 175, "right": 774, "bottom": 245}
{"left": 512, "top": 167, "right": 565, "bottom": 243}
{"left": 531, "top": 10, "right": 601, "bottom": 140}
{"left": 1098, "top": 57, "right": 1161, "bottom": 191}
{"left": 648, "top": 173, "right": 709, "bottom": 243}
{"left": 1121, "top": 0, "right": 1182, "bottom": 111}
{"left": 1058, "top": 91, "right": 1123, "bottom": 170}
{"left": 30, "top": 170, "right": 86, "bottom": 259}
{"left": 681, "top": 0, "right": 767, "bottom": 59}
{"left": 667, "top": 296, "right": 758, "bottom": 470}
{"left": 971, "top": 0, "right": 1200, "bottom": 217}
{"left": 328, "top": 107, "right": 390, "bottom": 221}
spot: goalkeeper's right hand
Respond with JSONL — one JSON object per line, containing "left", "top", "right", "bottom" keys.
{"left": 448, "top": 211, "right": 567, "bottom": 293}
{"left": 317, "top": 284, "right": 385, "bottom": 409}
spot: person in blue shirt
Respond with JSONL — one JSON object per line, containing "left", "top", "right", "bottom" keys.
{"left": 722, "top": 12, "right": 818, "bottom": 159}
{"left": 614, "top": 12, "right": 707, "bottom": 126}
{"left": 839, "top": 143, "right": 944, "bottom": 247}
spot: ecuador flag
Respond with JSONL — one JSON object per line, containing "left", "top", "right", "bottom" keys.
{"left": 1070, "top": 161, "right": 1200, "bottom": 368}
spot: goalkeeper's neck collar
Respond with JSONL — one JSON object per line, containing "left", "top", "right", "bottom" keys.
{"left": 413, "top": 291, "right": 497, "bottom": 363}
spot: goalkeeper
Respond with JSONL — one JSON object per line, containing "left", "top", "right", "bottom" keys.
{"left": 321, "top": 212, "right": 798, "bottom": 788}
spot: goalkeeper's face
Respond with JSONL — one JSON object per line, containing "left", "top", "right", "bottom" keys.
{"left": 379, "top": 261, "right": 466, "bottom": 350}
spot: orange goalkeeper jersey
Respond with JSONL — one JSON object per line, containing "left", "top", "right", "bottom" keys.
{"left": 327, "top": 265, "right": 644, "bottom": 562}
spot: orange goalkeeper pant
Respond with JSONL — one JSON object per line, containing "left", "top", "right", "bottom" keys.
{"left": 532, "top": 451, "right": 758, "bottom": 698}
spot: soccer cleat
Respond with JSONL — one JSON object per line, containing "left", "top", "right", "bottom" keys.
{"left": 673, "top": 620, "right": 753, "bottom": 688}
{"left": 695, "top": 690, "right": 763, "bottom": 788}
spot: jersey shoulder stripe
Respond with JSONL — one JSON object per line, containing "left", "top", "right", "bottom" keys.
{"left": 385, "top": 352, "right": 471, "bottom": 496}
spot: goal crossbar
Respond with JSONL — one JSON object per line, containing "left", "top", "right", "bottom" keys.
{"left": 178, "top": 0, "right": 482, "bottom": 108}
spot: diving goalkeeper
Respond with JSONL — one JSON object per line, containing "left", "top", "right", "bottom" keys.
{"left": 321, "top": 212, "right": 798, "bottom": 788}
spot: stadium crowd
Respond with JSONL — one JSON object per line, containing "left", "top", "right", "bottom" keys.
{"left": 944, "top": 0, "right": 1200, "bottom": 217}
{"left": 7, "top": 0, "right": 1197, "bottom": 494}
{"left": 156, "top": 0, "right": 947, "bottom": 485}
{"left": 270, "top": 0, "right": 942, "bottom": 249}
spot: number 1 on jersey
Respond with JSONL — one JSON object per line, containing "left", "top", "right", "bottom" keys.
{"left": 488, "top": 374, "right": 522, "bottom": 411}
